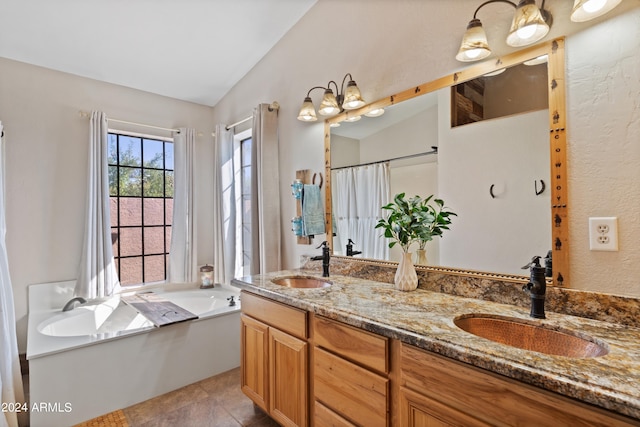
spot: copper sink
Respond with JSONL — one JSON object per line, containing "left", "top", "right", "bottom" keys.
{"left": 454, "top": 314, "right": 609, "bottom": 358}
{"left": 271, "top": 276, "right": 332, "bottom": 289}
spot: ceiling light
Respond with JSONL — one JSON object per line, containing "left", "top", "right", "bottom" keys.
{"left": 456, "top": 0, "right": 552, "bottom": 62}
{"left": 364, "top": 108, "right": 385, "bottom": 118}
{"left": 344, "top": 115, "right": 361, "bottom": 123}
{"left": 297, "top": 73, "right": 366, "bottom": 122}
{"left": 524, "top": 54, "right": 548, "bottom": 65}
{"left": 570, "top": 0, "right": 622, "bottom": 22}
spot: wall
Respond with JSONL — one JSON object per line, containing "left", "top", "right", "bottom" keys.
{"left": 567, "top": 10, "right": 640, "bottom": 295}
{"left": 0, "top": 58, "right": 215, "bottom": 351}
{"left": 211, "top": 0, "right": 640, "bottom": 297}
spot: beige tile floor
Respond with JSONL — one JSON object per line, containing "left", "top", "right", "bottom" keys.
{"left": 77, "top": 368, "right": 279, "bottom": 427}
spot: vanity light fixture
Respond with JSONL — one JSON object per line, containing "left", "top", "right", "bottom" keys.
{"left": 570, "top": 0, "right": 622, "bottom": 22}
{"left": 297, "top": 73, "right": 365, "bottom": 122}
{"left": 457, "top": 0, "right": 551, "bottom": 62}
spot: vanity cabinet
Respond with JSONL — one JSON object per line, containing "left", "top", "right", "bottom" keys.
{"left": 312, "top": 315, "right": 390, "bottom": 427}
{"left": 399, "top": 342, "right": 639, "bottom": 427}
{"left": 240, "top": 291, "right": 308, "bottom": 427}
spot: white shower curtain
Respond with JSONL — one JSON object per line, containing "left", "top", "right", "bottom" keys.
{"left": 0, "top": 122, "right": 25, "bottom": 427}
{"left": 76, "top": 111, "right": 120, "bottom": 299}
{"left": 169, "top": 128, "right": 197, "bottom": 282}
{"left": 213, "top": 125, "right": 236, "bottom": 285}
{"left": 333, "top": 162, "right": 390, "bottom": 259}
{"left": 250, "top": 103, "right": 281, "bottom": 274}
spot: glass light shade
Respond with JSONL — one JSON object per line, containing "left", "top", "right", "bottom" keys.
{"left": 318, "top": 89, "right": 340, "bottom": 116}
{"left": 344, "top": 115, "right": 361, "bottom": 123}
{"left": 456, "top": 19, "right": 491, "bottom": 62}
{"left": 342, "top": 81, "right": 365, "bottom": 110}
{"left": 297, "top": 97, "right": 318, "bottom": 122}
{"left": 570, "top": 0, "right": 621, "bottom": 22}
{"left": 506, "top": 0, "right": 550, "bottom": 47}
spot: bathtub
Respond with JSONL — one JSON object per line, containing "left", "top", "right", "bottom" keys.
{"left": 27, "top": 280, "right": 241, "bottom": 427}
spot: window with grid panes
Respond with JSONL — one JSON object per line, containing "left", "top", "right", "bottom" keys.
{"left": 108, "top": 133, "right": 174, "bottom": 286}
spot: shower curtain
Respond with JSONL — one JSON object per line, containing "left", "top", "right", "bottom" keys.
{"left": 333, "top": 162, "right": 390, "bottom": 259}
{"left": 76, "top": 111, "right": 120, "bottom": 298}
{"left": 168, "top": 128, "right": 197, "bottom": 282}
{"left": 0, "top": 122, "right": 25, "bottom": 427}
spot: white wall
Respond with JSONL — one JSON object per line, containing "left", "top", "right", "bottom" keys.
{"left": 567, "top": 10, "right": 640, "bottom": 295}
{"left": 211, "top": 1, "right": 640, "bottom": 297}
{"left": 0, "top": 58, "right": 215, "bottom": 351}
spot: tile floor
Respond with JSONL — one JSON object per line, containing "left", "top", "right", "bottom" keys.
{"left": 76, "top": 368, "right": 279, "bottom": 427}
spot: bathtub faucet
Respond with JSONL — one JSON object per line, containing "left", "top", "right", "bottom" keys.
{"left": 62, "top": 297, "right": 87, "bottom": 312}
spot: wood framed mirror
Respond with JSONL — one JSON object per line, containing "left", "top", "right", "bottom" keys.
{"left": 323, "top": 38, "right": 568, "bottom": 287}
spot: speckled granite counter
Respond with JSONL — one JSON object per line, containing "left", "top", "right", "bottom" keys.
{"left": 232, "top": 270, "right": 640, "bottom": 421}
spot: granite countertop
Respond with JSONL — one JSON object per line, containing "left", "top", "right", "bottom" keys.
{"left": 232, "top": 269, "right": 640, "bottom": 420}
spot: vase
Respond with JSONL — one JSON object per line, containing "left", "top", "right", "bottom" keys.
{"left": 395, "top": 252, "right": 418, "bottom": 291}
{"left": 415, "top": 249, "right": 428, "bottom": 265}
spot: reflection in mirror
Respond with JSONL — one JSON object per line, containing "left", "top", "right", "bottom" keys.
{"left": 327, "top": 42, "right": 560, "bottom": 277}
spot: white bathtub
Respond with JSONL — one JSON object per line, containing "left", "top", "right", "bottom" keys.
{"left": 27, "top": 280, "right": 241, "bottom": 427}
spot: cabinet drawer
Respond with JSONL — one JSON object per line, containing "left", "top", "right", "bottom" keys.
{"left": 400, "top": 343, "right": 639, "bottom": 427}
{"left": 313, "top": 316, "right": 388, "bottom": 373}
{"left": 241, "top": 291, "right": 307, "bottom": 339}
{"left": 314, "top": 347, "right": 388, "bottom": 427}
{"left": 314, "top": 401, "right": 357, "bottom": 427}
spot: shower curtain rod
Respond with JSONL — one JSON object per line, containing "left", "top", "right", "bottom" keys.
{"left": 331, "top": 149, "right": 438, "bottom": 171}
{"left": 224, "top": 101, "right": 280, "bottom": 131}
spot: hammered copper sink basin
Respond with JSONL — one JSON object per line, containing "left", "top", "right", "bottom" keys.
{"left": 454, "top": 314, "right": 609, "bottom": 358}
{"left": 271, "top": 276, "right": 332, "bottom": 289}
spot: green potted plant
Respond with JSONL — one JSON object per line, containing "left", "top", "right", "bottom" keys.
{"left": 414, "top": 195, "right": 456, "bottom": 265}
{"left": 375, "top": 193, "right": 456, "bottom": 291}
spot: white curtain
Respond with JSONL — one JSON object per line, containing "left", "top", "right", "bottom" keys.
{"left": 213, "top": 125, "right": 236, "bottom": 285}
{"left": 250, "top": 104, "right": 281, "bottom": 274}
{"left": 0, "top": 122, "right": 25, "bottom": 427}
{"left": 333, "top": 162, "right": 390, "bottom": 259}
{"left": 169, "top": 128, "right": 197, "bottom": 282}
{"left": 76, "top": 111, "right": 120, "bottom": 299}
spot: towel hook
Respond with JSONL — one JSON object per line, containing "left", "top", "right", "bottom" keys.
{"left": 535, "top": 179, "right": 546, "bottom": 196}
{"left": 313, "top": 172, "right": 323, "bottom": 189}
{"left": 489, "top": 184, "right": 496, "bottom": 199}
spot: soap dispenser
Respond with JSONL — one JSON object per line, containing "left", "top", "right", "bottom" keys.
{"left": 521, "top": 256, "right": 546, "bottom": 319}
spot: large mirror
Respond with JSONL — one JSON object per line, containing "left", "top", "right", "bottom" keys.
{"left": 324, "top": 39, "right": 568, "bottom": 284}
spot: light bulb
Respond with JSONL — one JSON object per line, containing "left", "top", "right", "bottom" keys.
{"left": 516, "top": 25, "right": 537, "bottom": 40}
{"left": 583, "top": 0, "right": 606, "bottom": 13}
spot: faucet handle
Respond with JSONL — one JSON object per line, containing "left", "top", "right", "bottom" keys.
{"left": 521, "top": 255, "right": 542, "bottom": 270}
{"left": 316, "top": 241, "right": 328, "bottom": 249}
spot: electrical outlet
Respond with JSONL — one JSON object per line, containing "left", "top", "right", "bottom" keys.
{"left": 589, "top": 217, "right": 618, "bottom": 251}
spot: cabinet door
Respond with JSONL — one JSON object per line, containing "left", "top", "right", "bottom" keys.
{"left": 270, "top": 327, "right": 308, "bottom": 427}
{"left": 399, "top": 387, "right": 490, "bottom": 427}
{"left": 240, "top": 314, "right": 269, "bottom": 412}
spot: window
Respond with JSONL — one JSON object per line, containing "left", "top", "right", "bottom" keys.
{"left": 234, "top": 129, "right": 253, "bottom": 277}
{"left": 108, "top": 133, "right": 174, "bottom": 286}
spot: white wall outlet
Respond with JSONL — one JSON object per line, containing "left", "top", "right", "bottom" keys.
{"left": 589, "top": 217, "right": 618, "bottom": 251}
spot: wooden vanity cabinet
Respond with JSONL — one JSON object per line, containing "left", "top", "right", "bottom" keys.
{"left": 240, "top": 291, "right": 308, "bottom": 427}
{"left": 398, "top": 342, "right": 640, "bottom": 427}
{"left": 312, "top": 315, "right": 390, "bottom": 427}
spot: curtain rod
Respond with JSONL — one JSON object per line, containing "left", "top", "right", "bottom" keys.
{"left": 331, "top": 149, "right": 438, "bottom": 171}
{"left": 224, "top": 101, "right": 280, "bottom": 131}
{"left": 78, "top": 111, "right": 179, "bottom": 132}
